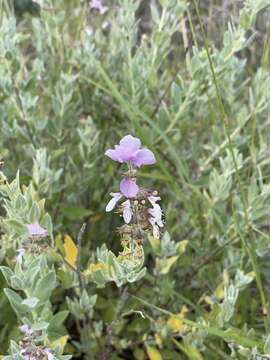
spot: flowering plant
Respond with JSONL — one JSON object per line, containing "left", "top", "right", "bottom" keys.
{"left": 105, "top": 134, "right": 163, "bottom": 239}
{"left": 1, "top": 0, "right": 270, "bottom": 359}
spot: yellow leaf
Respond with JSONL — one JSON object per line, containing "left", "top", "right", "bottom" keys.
{"left": 213, "top": 283, "right": 224, "bottom": 300}
{"left": 204, "top": 295, "right": 213, "bottom": 305}
{"left": 223, "top": 269, "right": 230, "bottom": 284}
{"left": 167, "top": 315, "right": 186, "bottom": 333}
{"left": 180, "top": 305, "right": 189, "bottom": 315}
{"left": 167, "top": 306, "right": 189, "bottom": 333}
{"left": 183, "top": 345, "right": 203, "bottom": 360}
{"left": 51, "top": 335, "right": 69, "bottom": 353}
{"left": 173, "top": 339, "right": 204, "bottom": 360}
{"left": 84, "top": 262, "right": 108, "bottom": 276}
{"left": 148, "top": 235, "right": 161, "bottom": 252}
{"left": 146, "top": 346, "right": 163, "bottom": 360}
{"left": 247, "top": 271, "right": 256, "bottom": 280}
{"left": 159, "top": 256, "right": 178, "bottom": 274}
{"left": 177, "top": 240, "right": 189, "bottom": 254}
{"left": 63, "top": 235, "right": 78, "bottom": 268}
{"left": 154, "top": 333, "right": 163, "bottom": 347}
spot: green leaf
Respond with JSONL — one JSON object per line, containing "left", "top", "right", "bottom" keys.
{"left": 32, "top": 321, "right": 49, "bottom": 331}
{"left": 177, "top": 240, "right": 189, "bottom": 255}
{"left": 61, "top": 206, "right": 92, "bottom": 220}
{"left": 29, "top": 202, "right": 40, "bottom": 223}
{"left": 33, "top": 271, "right": 56, "bottom": 303}
{"left": 48, "top": 311, "right": 69, "bottom": 331}
{"left": 0, "top": 266, "right": 14, "bottom": 284}
{"left": 22, "top": 297, "right": 39, "bottom": 308}
{"left": 4, "top": 288, "right": 28, "bottom": 315}
{"left": 173, "top": 339, "right": 203, "bottom": 360}
{"left": 264, "top": 334, "right": 270, "bottom": 353}
{"left": 4, "top": 219, "right": 27, "bottom": 235}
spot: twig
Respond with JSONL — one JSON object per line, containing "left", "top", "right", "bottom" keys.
{"left": 75, "top": 223, "right": 103, "bottom": 356}
{"left": 150, "top": 68, "right": 181, "bottom": 119}
{"left": 101, "top": 287, "right": 129, "bottom": 359}
{"left": 182, "top": 236, "right": 238, "bottom": 287}
{"left": 76, "top": 223, "right": 87, "bottom": 292}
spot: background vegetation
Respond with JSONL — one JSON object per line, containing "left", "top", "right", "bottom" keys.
{"left": 1, "top": 0, "right": 270, "bottom": 359}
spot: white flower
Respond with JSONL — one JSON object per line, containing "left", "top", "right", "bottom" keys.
{"left": 148, "top": 196, "right": 161, "bottom": 206}
{"left": 105, "top": 193, "right": 122, "bottom": 212}
{"left": 16, "top": 248, "right": 25, "bottom": 262}
{"left": 149, "top": 218, "right": 161, "bottom": 238}
{"left": 147, "top": 196, "right": 163, "bottom": 238}
{"left": 122, "top": 200, "right": 132, "bottom": 224}
{"left": 44, "top": 348, "right": 54, "bottom": 360}
{"left": 148, "top": 204, "right": 163, "bottom": 227}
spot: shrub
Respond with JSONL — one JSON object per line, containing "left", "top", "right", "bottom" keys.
{"left": 1, "top": 0, "right": 270, "bottom": 359}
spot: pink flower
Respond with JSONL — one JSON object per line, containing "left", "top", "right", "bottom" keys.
{"left": 90, "top": 0, "right": 107, "bottom": 14}
{"left": 19, "top": 324, "right": 32, "bottom": 335}
{"left": 105, "top": 179, "right": 138, "bottom": 212}
{"left": 26, "top": 223, "right": 48, "bottom": 237}
{"left": 120, "top": 178, "right": 139, "bottom": 198}
{"left": 105, "top": 135, "right": 156, "bottom": 168}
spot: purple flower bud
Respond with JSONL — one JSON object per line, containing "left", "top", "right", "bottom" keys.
{"left": 26, "top": 223, "right": 48, "bottom": 238}
{"left": 120, "top": 178, "right": 139, "bottom": 198}
{"left": 105, "top": 135, "right": 156, "bottom": 168}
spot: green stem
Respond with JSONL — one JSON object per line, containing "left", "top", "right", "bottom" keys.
{"left": 132, "top": 295, "right": 262, "bottom": 349}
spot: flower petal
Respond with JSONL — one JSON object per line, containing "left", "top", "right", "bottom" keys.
{"left": 90, "top": 0, "right": 107, "bottom": 14}
{"left": 16, "top": 248, "right": 25, "bottom": 262}
{"left": 26, "top": 223, "right": 48, "bottom": 237}
{"left": 119, "top": 135, "right": 141, "bottom": 152}
{"left": 105, "top": 148, "right": 123, "bottom": 162}
{"left": 122, "top": 200, "right": 132, "bottom": 223}
{"left": 19, "top": 324, "right": 32, "bottom": 335}
{"left": 120, "top": 178, "right": 139, "bottom": 198}
{"left": 149, "top": 218, "right": 160, "bottom": 239}
{"left": 153, "top": 224, "right": 160, "bottom": 238}
{"left": 132, "top": 149, "right": 156, "bottom": 167}
{"left": 115, "top": 135, "right": 141, "bottom": 162}
{"left": 106, "top": 193, "right": 122, "bottom": 212}
{"left": 148, "top": 196, "right": 161, "bottom": 206}
{"left": 148, "top": 204, "right": 162, "bottom": 220}
{"left": 105, "top": 135, "right": 141, "bottom": 163}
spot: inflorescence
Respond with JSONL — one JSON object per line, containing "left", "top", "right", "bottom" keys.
{"left": 105, "top": 135, "right": 164, "bottom": 247}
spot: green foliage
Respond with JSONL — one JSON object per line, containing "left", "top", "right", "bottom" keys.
{"left": 1, "top": 0, "right": 270, "bottom": 358}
